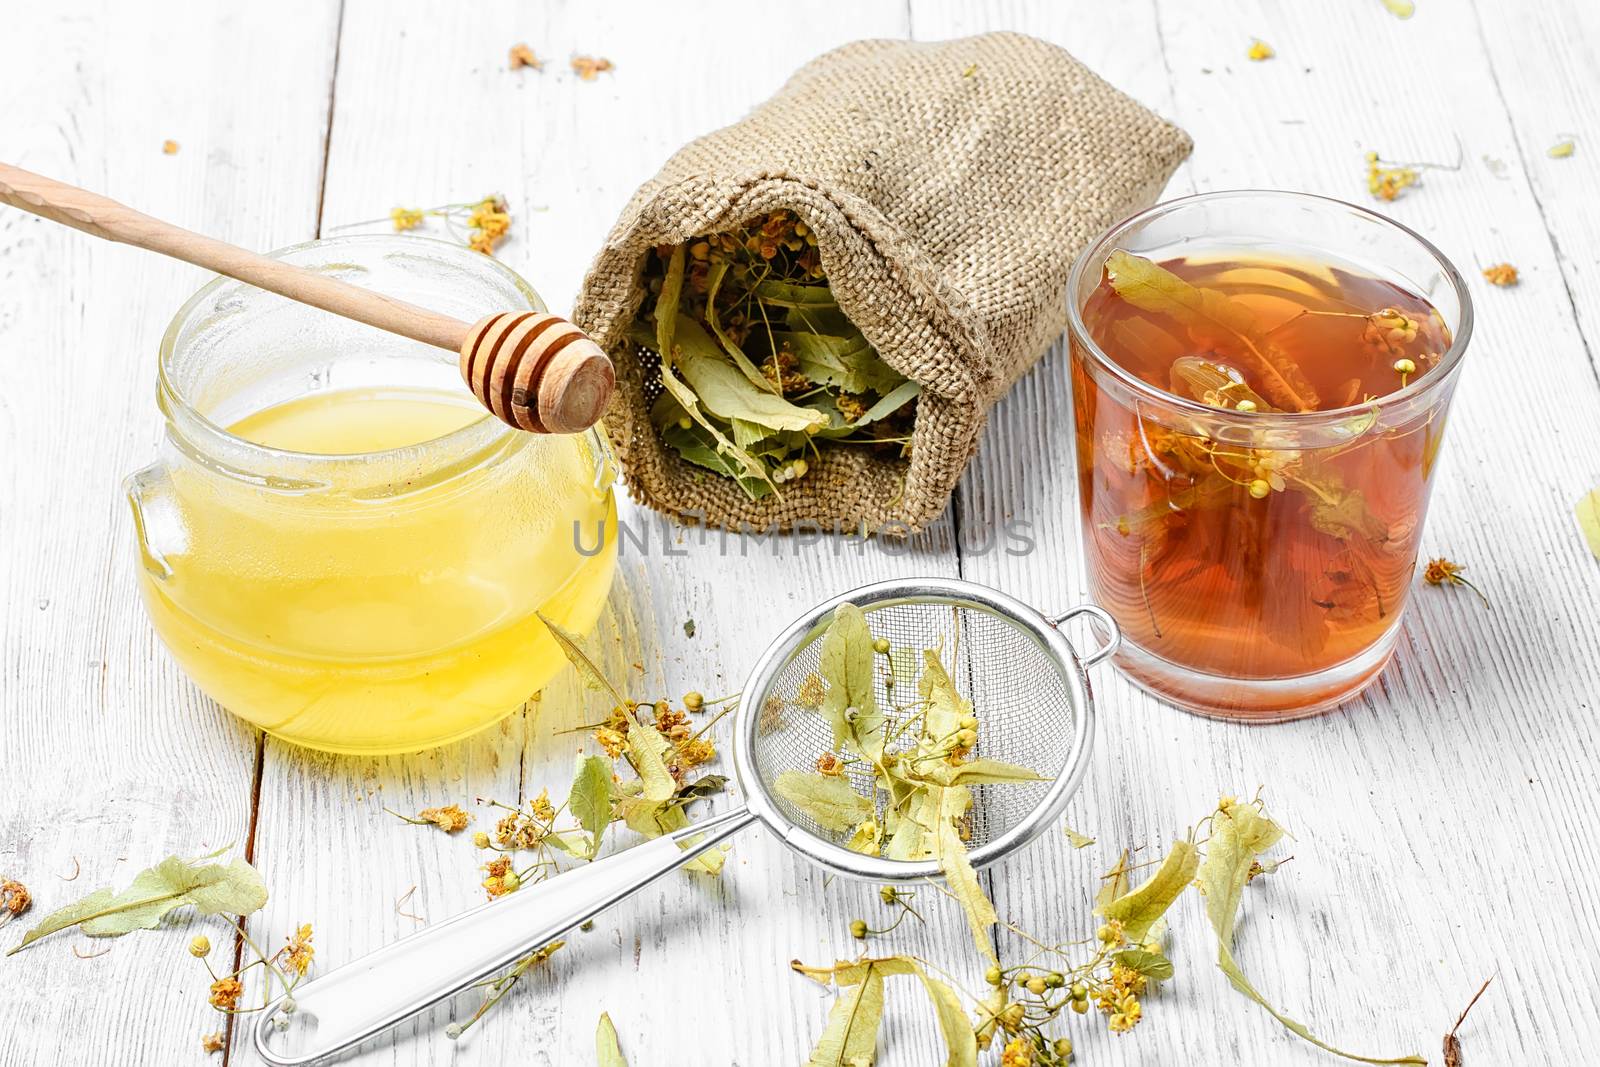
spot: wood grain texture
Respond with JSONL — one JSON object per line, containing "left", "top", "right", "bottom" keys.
{"left": 0, "top": 3, "right": 341, "bottom": 1066}
{"left": 3, "top": 1, "right": 1598, "bottom": 1064}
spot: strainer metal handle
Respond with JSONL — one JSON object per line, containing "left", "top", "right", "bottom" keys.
{"left": 251, "top": 807, "right": 758, "bottom": 1065}
{"left": 1049, "top": 604, "right": 1121, "bottom": 667}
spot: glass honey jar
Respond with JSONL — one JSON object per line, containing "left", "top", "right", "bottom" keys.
{"left": 126, "top": 236, "right": 618, "bottom": 753}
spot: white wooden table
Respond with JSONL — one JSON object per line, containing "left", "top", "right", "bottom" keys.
{"left": 4, "top": 2, "right": 1598, "bottom": 1064}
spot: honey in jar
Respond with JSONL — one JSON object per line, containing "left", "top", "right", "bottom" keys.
{"left": 127, "top": 237, "right": 617, "bottom": 753}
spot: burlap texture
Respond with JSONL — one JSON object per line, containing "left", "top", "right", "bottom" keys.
{"left": 574, "top": 32, "right": 1191, "bottom": 533}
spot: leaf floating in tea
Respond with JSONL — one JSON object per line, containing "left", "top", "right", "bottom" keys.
{"left": 1576, "top": 487, "right": 1600, "bottom": 560}
{"left": 1104, "top": 250, "right": 1320, "bottom": 411}
{"left": 1198, "top": 799, "right": 1426, "bottom": 1065}
{"left": 9, "top": 851, "right": 266, "bottom": 954}
{"left": 1169, "top": 356, "right": 1279, "bottom": 412}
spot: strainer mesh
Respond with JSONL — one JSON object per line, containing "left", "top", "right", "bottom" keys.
{"left": 750, "top": 601, "right": 1078, "bottom": 853}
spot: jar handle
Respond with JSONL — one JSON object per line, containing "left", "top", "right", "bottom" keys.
{"left": 124, "top": 463, "right": 179, "bottom": 580}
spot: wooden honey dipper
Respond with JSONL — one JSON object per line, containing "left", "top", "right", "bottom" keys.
{"left": 0, "top": 162, "right": 613, "bottom": 434}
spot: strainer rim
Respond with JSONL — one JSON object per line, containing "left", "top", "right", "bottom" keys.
{"left": 732, "top": 577, "right": 1096, "bottom": 882}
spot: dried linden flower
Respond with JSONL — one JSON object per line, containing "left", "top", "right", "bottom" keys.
{"left": 1366, "top": 151, "right": 1420, "bottom": 201}
{"left": 571, "top": 55, "right": 614, "bottom": 81}
{"left": 417, "top": 805, "right": 472, "bottom": 833}
{"left": 208, "top": 976, "right": 243, "bottom": 1011}
{"left": 390, "top": 207, "right": 424, "bottom": 232}
{"left": 1422, "top": 557, "right": 1488, "bottom": 606}
{"left": 508, "top": 43, "right": 542, "bottom": 70}
{"left": 0, "top": 879, "right": 31, "bottom": 916}
{"left": 189, "top": 934, "right": 211, "bottom": 957}
{"left": 200, "top": 1031, "right": 225, "bottom": 1054}
{"left": 1482, "top": 263, "right": 1519, "bottom": 287}
{"left": 282, "top": 923, "right": 315, "bottom": 976}
{"left": 1247, "top": 38, "right": 1275, "bottom": 61}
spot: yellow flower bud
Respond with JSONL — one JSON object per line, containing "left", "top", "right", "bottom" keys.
{"left": 189, "top": 934, "right": 211, "bottom": 958}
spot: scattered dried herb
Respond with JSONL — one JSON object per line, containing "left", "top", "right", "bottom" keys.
{"left": 1199, "top": 797, "right": 1425, "bottom": 1064}
{"left": 1422, "top": 557, "right": 1489, "bottom": 606}
{"left": 1063, "top": 826, "right": 1095, "bottom": 849}
{"left": 509, "top": 43, "right": 542, "bottom": 70}
{"left": 6, "top": 850, "right": 265, "bottom": 955}
{"left": 1548, "top": 138, "right": 1576, "bottom": 159}
{"left": 1481, "top": 263, "right": 1519, "bottom": 287}
{"left": 571, "top": 55, "right": 614, "bottom": 80}
{"left": 200, "top": 1031, "right": 224, "bottom": 1054}
{"left": 387, "top": 804, "right": 472, "bottom": 832}
{"left": 161, "top": 140, "right": 179, "bottom": 155}
{"left": 797, "top": 793, "right": 1425, "bottom": 1065}
{"left": 1576, "top": 487, "right": 1600, "bottom": 559}
{"left": 348, "top": 195, "right": 513, "bottom": 255}
{"left": 1380, "top": 0, "right": 1416, "bottom": 18}
{"left": 1247, "top": 39, "right": 1275, "bottom": 61}
{"left": 596, "top": 1011, "right": 629, "bottom": 1066}
{"left": 1443, "top": 976, "right": 1493, "bottom": 1067}
{"left": 632, "top": 212, "right": 918, "bottom": 499}
{"left": 447, "top": 940, "right": 564, "bottom": 1040}
{"left": 0, "top": 878, "right": 30, "bottom": 919}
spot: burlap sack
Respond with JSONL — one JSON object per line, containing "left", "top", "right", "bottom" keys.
{"left": 575, "top": 31, "right": 1190, "bottom": 533}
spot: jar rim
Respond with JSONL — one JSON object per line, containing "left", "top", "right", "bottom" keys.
{"left": 1064, "top": 189, "right": 1474, "bottom": 425}
{"left": 155, "top": 234, "right": 548, "bottom": 485}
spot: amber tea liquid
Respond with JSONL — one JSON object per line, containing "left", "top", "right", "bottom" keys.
{"left": 1072, "top": 248, "right": 1455, "bottom": 717}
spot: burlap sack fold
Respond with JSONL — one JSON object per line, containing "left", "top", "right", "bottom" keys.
{"left": 575, "top": 31, "right": 1190, "bottom": 533}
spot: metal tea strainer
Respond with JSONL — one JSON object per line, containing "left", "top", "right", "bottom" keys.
{"left": 254, "top": 577, "right": 1118, "bottom": 1065}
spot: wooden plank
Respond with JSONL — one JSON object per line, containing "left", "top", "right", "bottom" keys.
{"left": 0, "top": 3, "right": 341, "bottom": 1065}
{"left": 238, "top": 3, "right": 992, "bottom": 1065}
{"left": 914, "top": 1, "right": 1600, "bottom": 1063}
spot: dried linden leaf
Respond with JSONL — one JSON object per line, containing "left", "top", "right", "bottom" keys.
{"left": 9, "top": 852, "right": 266, "bottom": 954}
{"left": 596, "top": 1012, "right": 628, "bottom": 1067}
{"left": 792, "top": 957, "right": 976, "bottom": 1067}
{"left": 845, "top": 819, "right": 882, "bottom": 856}
{"left": 774, "top": 771, "right": 875, "bottom": 832}
{"left": 1063, "top": 826, "right": 1095, "bottom": 849}
{"left": 1200, "top": 802, "right": 1425, "bottom": 1064}
{"left": 819, "top": 603, "right": 882, "bottom": 755}
{"left": 937, "top": 820, "right": 997, "bottom": 966}
{"left": 1576, "top": 487, "right": 1600, "bottom": 560}
{"left": 538, "top": 613, "right": 625, "bottom": 707}
{"left": 1114, "top": 947, "right": 1175, "bottom": 981}
{"left": 914, "top": 758, "right": 1042, "bottom": 788}
{"left": 627, "top": 720, "right": 677, "bottom": 804}
{"left": 1101, "top": 838, "right": 1199, "bottom": 944}
{"left": 568, "top": 754, "right": 614, "bottom": 860}
{"left": 1093, "top": 849, "right": 1132, "bottom": 916}
{"left": 805, "top": 964, "right": 886, "bottom": 1067}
